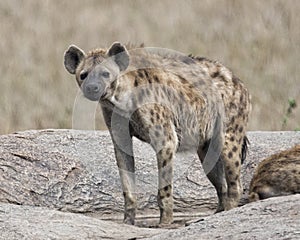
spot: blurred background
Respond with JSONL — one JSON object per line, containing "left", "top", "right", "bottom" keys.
{"left": 0, "top": 0, "right": 299, "bottom": 134}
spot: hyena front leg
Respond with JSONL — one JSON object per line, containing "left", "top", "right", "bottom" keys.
{"left": 151, "top": 122, "right": 178, "bottom": 225}
{"left": 103, "top": 107, "right": 137, "bottom": 225}
{"left": 113, "top": 139, "right": 136, "bottom": 225}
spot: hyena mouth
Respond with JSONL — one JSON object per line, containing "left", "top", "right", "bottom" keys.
{"left": 84, "top": 92, "right": 102, "bottom": 101}
{"left": 83, "top": 83, "right": 105, "bottom": 101}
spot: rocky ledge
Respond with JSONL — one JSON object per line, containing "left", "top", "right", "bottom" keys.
{"left": 0, "top": 130, "right": 299, "bottom": 239}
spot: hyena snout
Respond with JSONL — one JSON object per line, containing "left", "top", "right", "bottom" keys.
{"left": 82, "top": 82, "right": 105, "bottom": 101}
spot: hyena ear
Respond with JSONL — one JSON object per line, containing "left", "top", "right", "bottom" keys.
{"left": 107, "top": 42, "right": 129, "bottom": 71}
{"left": 64, "top": 45, "right": 85, "bottom": 74}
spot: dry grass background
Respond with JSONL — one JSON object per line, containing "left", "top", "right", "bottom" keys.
{"left": 0, "top": 0, "right": 299, "bottom": 134}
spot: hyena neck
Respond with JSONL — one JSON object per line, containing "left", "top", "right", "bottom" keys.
{"left": 102, "top": 74, "right": 135, "bottom": 115}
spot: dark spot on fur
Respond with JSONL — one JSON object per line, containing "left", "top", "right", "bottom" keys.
{"left": 163, "top": 160, "right": 167, "bottom": 167}
{"left": 138, "top": 70, "right": 144, "bottom": 78}
{"left": 114, "top": 93, "right": 120, "bottom": 101}
{"left": 178, "top": 75, "right": 189, "bottom": 84}
{"left": 154, "top": 105, "right": 160, "bottom": 113}
{"left": 211, "top": 71, "right": 220, "bottom": 78}
{"left": 219, "top": 74, "right": 226, "bottom": 83}
{"left": 164, "top": 185, "right": 169, "bottom": 191}
{"left": 144, "top": 70, "right": 149, "bottom": 78}
{"left": 116, "top": 85, "right": 121, "bottom": 93}
{"left": 150, "top": 117, "right": 155, "bottom": 124}
{"left": 239, "top": 126, "right": 244, "bottom": 133}
{"left": 235, "top": 161, "right": 240, "bottom": 167}
{"left": 134, "top": 77, "right": 139, "bottom": 87}
{"left": 188, "top": 54, "right": 207, "bottom": 62}
{"left": 110, "top": 80, "right": 117, "bottom": 91}
{"left": 230, "top": 181, "right": 236, "bottom": 186}
{"left": 166, "top": 148, "right": 171, "bottom": 155}
{"left": 230, "top": 136, "right": 235, "bottom": 142}
{"left": 228, "top": 152, "right": 233, "bottom": 158}
{"left": 154, "top": 75, "right": 160, "bottom": 83}
{"left": 156, "top": 113, "right": 160, "bottom": 120}
{"left": 186, "top": 91, "right": 193, "bottom": 100}
{"left": 166, "top": 193, "right": 171, "bottom": 198}
{"left": 232, "top": 76, "right": 240, "bottom": 86}
{"left": 150, "top": 109, "right": 154, "bottom": 116}
{"left": 240, "top": 94, "right": 244, "bottom": 103}
{"left": 228, "top": 170, "right": 233, "bottom": 175}
{"left": 230, "top": 102, "right": 237, "bottom": 110}
{"left": 230, "top": 117, "right": 235, "bottom": 125}
{"left": 232, "top": 146, "right": 238, "bottom": 152}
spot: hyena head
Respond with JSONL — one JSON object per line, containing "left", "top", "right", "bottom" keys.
{"left": 64, "top": 42, "right": 129, "bottom": 101}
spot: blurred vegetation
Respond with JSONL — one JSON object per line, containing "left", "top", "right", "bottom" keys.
{"left": 282, "top": 98, "right": 298, "bottom": 130}
{"left": 0, "top": 0, "right": 299, "bottom": 134}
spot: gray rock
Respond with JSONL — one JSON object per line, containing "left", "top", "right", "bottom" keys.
{"left": 0, "top": 202, "right": 164, "bottom": 240}
{"left": 0, "top": 129, "right": 300, "bottom": 239}
{"left": 145, "top": 194, "right": 300, "bottom": 240}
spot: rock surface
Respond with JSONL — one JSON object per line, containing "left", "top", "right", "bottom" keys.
{"left": 146, "top": 194, "right": 300, "bottom": 240}
{"left": 0, "top": 202, "right": 164, "bottom": 240}
{"left": 1, "top": 194, "right": 299, "bottom": 240}
{"left": 0, "top": 129, "right": 300, "bottom": 239}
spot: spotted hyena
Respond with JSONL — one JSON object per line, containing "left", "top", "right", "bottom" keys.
{"left": 249, "top": 145, "right": 300, "bottom": 202}
{"left": 64, "top": 42, "right": 251, "bottom": 226}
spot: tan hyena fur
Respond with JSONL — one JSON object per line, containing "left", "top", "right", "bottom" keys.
{"left": 249, "top": 145, "right": 300, "bottom": 202}
{"left": 64, "top": 42, "right": 251, "bottom": 226}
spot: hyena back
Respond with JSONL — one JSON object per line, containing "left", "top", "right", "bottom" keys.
{"left": 249, "top": 144, "right": 300, "bottom": 202}
{"left": 64, "top": 42, "right": 251, "bottom": 226}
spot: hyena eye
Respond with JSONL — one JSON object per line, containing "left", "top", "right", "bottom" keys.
{"left": 80, "top": 71, "right": 88, "bottom": 80}
{"left": 102, "top": 71, "right": 110, "bottom": 78}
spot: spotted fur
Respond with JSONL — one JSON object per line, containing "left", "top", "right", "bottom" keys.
{"left": 249, "top": 145, "right": 300, "bottom": 202}
{"left": 64, "top": 42, "right": 251, "bottom": 226}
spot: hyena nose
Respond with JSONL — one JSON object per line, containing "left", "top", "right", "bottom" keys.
{"left": 86, "top": 84, "right": 100, "bottom": 94}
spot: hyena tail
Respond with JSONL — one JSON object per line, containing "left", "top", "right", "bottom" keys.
{"left": 241, "top": 136, "right": 250, "bottom": 164}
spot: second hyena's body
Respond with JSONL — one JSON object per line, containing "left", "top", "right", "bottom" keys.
{"left": 64, "top": 43, "right": 251, "bottom": 225}
{"left": 249, "top": 145, "right": 300, "bottom": 202}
